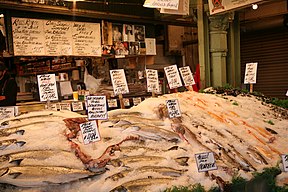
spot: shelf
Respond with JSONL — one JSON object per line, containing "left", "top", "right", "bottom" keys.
{"left": 18, "top": 67, "right": 79, "bottom": 77}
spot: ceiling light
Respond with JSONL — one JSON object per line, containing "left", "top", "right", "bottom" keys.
{"left": 252, "top": 4, "right": 258, "bottom": 10}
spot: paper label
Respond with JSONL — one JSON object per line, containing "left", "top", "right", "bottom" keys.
{"left": 72, "top": 102, "right": 84, "bottom": 111}
{"left": 133, "top": 97, "right": 142, "bottom": 106}
{"left": 179, "top": 66, "right": 196, "bottom": 86}
{"left": 0, "top": 107, "right": 15, "bottom": 120}
{"left": 281, "top": 154, "right": 288, "bottom": 172}
{"left": 110, "top": 69, "right": 129, "bottom": 95}
{"left": 244, "top": 62, "right": 258, "bottom": 84}
{"left": 195, "top": 152, "right": 217, "bottom": 172}
{"left": 108, "top": 99, "right": 118, "bottom": 108}
{"left": 37, "top": 74, "right": 58, "bottom": 102}
{"left": 166, "top": 99, "right": 181, "bottom": 118}
{"left": 86, "top": 96, "right": 108, "bottom": 120}
{"left": 123, "top": 98, "right": 130, "bottom": 107}
{"left": 80, "top": 121, "right": 100, "bottom": 145}
{"left": 164, "top": 65, "right": 183, "bottom": 89}
{"left": 59, "top": 103, "right": 71, "bottom": 111}
{"left": 144, "top": 0, "right": 179, "bottom": 10}
{"left": 146, "top": 69, "right": 160, "bottom": 93}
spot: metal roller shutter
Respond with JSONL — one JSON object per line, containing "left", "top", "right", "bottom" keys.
{"left": 240, "top": 26, "right": 288, "bottom": 99}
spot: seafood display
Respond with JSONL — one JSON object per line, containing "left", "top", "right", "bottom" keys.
{"left": 0, "top": 91, "right": 287, "bottom": 191}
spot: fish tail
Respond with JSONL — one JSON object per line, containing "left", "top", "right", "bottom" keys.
{"left": 16, "top": 141, "right": 26, "bottom": 147}
{"left": 16, "top": 130, "right": 25, "bottom": 135}
{"left": 8, "top": 172, "right": 22, "bottom": 179}
{"left": 174, "top": 157, "right": 189, "bottom": 166}
{"left": 9, "top": 159, "right": 23, "bottom": 166}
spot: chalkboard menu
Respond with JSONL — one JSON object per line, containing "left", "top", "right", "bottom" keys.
{"left": 12, "top": 17, "right": 101, "bottom": 56}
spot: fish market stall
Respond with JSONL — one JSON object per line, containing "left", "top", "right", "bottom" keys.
{"left": 0, "top": 91, "right": 287, "bottom": 191}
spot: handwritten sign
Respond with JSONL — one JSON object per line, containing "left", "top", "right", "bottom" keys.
{"left": 108, "top": 99, "right": 118, "bottom": 108}
{"left": 144, "top": 0, "right": 179, "bottom": 10}
{"left": 80, "top": 121, "right": 100, "bottom": 145}
{"left": 146, "top": 69, "right": 160, "bottom": 93}
{"left": 59, "top": 103, "right": 71, "bottom": 111}
{"left": 37, "top": 74, "right": 58, "bottom": 102}
{"left": 145, "top": 38, "right": 156, "bottom": 55}
{"left": 72, "top": 22, "right": 102, "bottom": 56}
{"left": 166, "top": 99, "right": 181, "bottom": 118}
{"left": 110, "top": 69, "right": 129, "bottom": 95}
{"left": 0, "top": 107, "right": 15, "bottom": 120}
{"left": 195, "top": 152, "right": 217, "bottom": 172}
{"left": 160, "top": 0, "right": 189, "bottom": 15}
{"left": 164, "top": 65, "right": 183, "bottom": 89}
{"left": 133, "top": 97, "right": 142, "bottom": 106}
{"left": 86, "top": 96, "right": 108, "bottom": 120}
{"left": 44, "top": 20, "right": 73, "bottom": 55}
{"left": 123, "top": 98, "right": 130, "bottom": 107}
{"left": 244, "top": 63, "right": 258, "bottom": 84}
{"left": 179, "top": 66, "right": 196, "bottom": 86}
{"left": 281, "top": 154, "right": 288, "bottom": 172}
{"left": 12, "top": 17, "right": 45, "bottom": 56}
{"left": 72, "top": 102, "right": 84, "bottom": 111}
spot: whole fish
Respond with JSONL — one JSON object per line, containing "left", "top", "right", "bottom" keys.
{"left": 108, "top": 116, "right": 166, "bottom": 127}
{"left": 0, "top": 139, "right": 26, "bottom": 150}
{"left": 0, "top": 166, "right": 100, "bottom": 187}
{"left": 1, "top": 113, "right": 54, "bottom": 126}
{"left": 0, "top": 128, "right": 25, "bottom": 137}
{"left": 110, "top": 177, "right": 174, "bottom": 192}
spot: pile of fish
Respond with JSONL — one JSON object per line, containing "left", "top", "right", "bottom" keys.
{"left": 0, "top": 91, "right": 287, "bottom": 191}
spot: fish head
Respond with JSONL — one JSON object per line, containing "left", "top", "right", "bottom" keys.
{"left": 110, "top": 185, "right": 129, "bottom": 192}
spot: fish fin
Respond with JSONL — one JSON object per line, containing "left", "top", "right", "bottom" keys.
{"left": 16, "top": 130, "right": 25, "bottom": 135}
{"left": 16, "top": 141, "right": 26, "bottom": 147}
{"left": 8, "top": 172, "right": 22, "bottom": 179}
{"left": 9, "top": 159, "right": 23, "bottom": 166}
{"left": 0, "top": 168, "right": 9, "bottom": 177}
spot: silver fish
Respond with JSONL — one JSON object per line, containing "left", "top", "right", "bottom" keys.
{"left": 0, "top": 139, "right": 26, "bottom": 150}
{"left": 0, "top": 128, "right": 25, "bottom": 137}
{"left": 0, "top": 166, "right": 100, "bottom": 187}
{"left": 1, "top": 113, "right": 54, "bottom": 126}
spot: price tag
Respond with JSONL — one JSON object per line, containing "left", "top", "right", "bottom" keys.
{"left": 72, "top": 102, "right": 84, "bottom": 111}
{"left": 195, "top": 152, "right": 217, "bottom": 172}
{"left": 110, "top": 69, "right": 129, "bottom": 95}
{"left": 37, "top": 74, "right": 58, "bottom": 102}
{"left": 0, "top": 107, "right": 15, "bottom": 120}
{"left": 166, "top": 99, "right": 181, "bottom": 118}
{"left": 164, "top": 65, "right": 182, "bottom": 89}
{"left": 80, "top": 121, "right": 101, "bottom": 145}
{"left": 179, "top": 66, "right": 196, "bottom": 86}
{"left": 244, "top": 63, "right": 258, "bottom": 84}
{"left": 123, "top": 98, "right": 130, "bottom": 107}
{"left": 146, "top": 69, "right": 160, "bottom": 93}
{"left": 108, "top": 99, "right": 118, "bottom": 108}
{"left": 59, "top": 103, "right": 71, "bottom": 111}
{"left": 132, "top": 97, "right": 142, "bottom": 106}
{"left": 86, "top": 96, "right": 108, "bottom": 120}
{"left": 281, "top": 154, "right": 288, "bottom": 172}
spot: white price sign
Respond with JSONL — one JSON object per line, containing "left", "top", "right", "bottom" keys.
{"left": 37, "top": 74, "right": 58, "bottom": 102}
{"left": 179, "top": 66, "right": 196, "bottom": 86}
{"left": 195, "top": 152, "right": 217, "bottom": 172}
{"left": 86, "top": 96, "right": 108, "bottom": 120}
{"left": 108, "top": 99, "right": 118, "bottom": 108}
{"left": 59, "top": 103, "right": 71, "bottom": 111}
{"left": 166, "top": 99, "right": 181, "bottom": 118}
{"left": 244, "top": 63, "right": 258, "bottom": 84}
{"left": 146, "top": 69, "right": 160, "bottom": 93}
{"left": 72, "top": 102, "right": 84, "bottom": 111}
{"left": 0, "top": 107, "right": 15, "bottom": 120}
{"left": 164, "top": 65, "right": 182, "bottom": 89}
{"left": 110, "top": 69, "right": 129, "bottom": 95}
{"left": 133, "top": 97, "right": 142, "bottom": 106}
{"left": 281, "top": 154, "right": 288, "bottom": 172}
{"left": 123, "top": 98, "right": 130, "bottom": 107}
{"left": 80, "top": 121, "right": 100, "bottom": 145}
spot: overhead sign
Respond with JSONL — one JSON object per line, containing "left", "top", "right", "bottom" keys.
{"left": 208, "top": 0, "right": 262, "bottom": 15}
{"left": 80, "top": 121, "right": 101, "bottom": 145}
{"left": 110, "top": 69, "right": 129, "bottom": 95}
{"left": 164, "top": 65, "right": 183, "bottom": 89}
{"left": 86, "top": 96, "right": 108, "bottom": 120}
{"left": 37, "top": 74, "right": 58, "bottom": 102}
{"left": 195, "top": 152, "right": 217, "bottom": 172}
{"left": 166, "top": 99, "right": 181, "bottom": 118}
{"left": 244, "top": 62, "right": 258, "bottom": 84}
{"left": 144, "top": 0, "right": 179, "bottom": 10}
{"left": 179, "top": 66, "right": 196, "bottom": 86}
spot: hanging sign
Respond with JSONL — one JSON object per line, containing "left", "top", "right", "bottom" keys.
{"left": 133, "top": 97, "right": 142, "bottom": 106}
{"left": 143, "top": 0, "right": 179, "bottom": 10}
{"left": 72, "top": 102, "right": 84, "bottom": 111}
{"left": 110, "top": 69, "right": 129, "bottom": 95}
{"left": 195, "top": 152, "right": 217, "bottom": 172}
{"left": 244, "top": 62, "right": 258, "bottom": 84}
{"left": 208, "top": 0, "right": 262, "bottom": 15}
{"left": 0, "top": 107, "right": 15, "bottom": 120}
{"left": 281, "top": 154, "right": 288, "bottom": 172}
{"left": 146, "top": 69, "right": 160, "bottom": 93}
{"left": 80, "top": 121, "right": 101, "bottom": 145}
{"left": 166, "top": 99, "right": 181, "bottom": 118}
{"left": 37, "top": 74, "right": 58, "bottom": 102}
{"left": 86, "top": 96, "right": 108, "bottom": 120}
{"left": 179, "top": 66, "right": 196, "bottom": 86}
{"left": 164, "top": 65, "right": 183, "bottom": 89}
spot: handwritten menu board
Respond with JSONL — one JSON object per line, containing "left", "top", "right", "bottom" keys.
{"left": 281, "top": 154, "right": 288, "bottom": 172}
{"left": 146, "top": 69, "right": 160, "bottom": 93}
{"left": 80, "top": 121, "right": 101, "bottom": 145}
{"left": 12, "top": 18, "right": 45, "bottom": 56}
{"left": 179, "top": 66, "right": 196, "bottom": 86}
{"left": 44, "top": 20, "right": 73, "bottom": 56}
{"left": 72, "top": 22, "right": 101, "bottom": 56}
{"left": 12, "top": 17, "right": 101, "bottom": 56}
{"left": 37, "top": 74, "right": 58, "bottom": 102}
{"left": 164, "top": 65, "right": 183, "bottom": 89}
{"left": 0, "top": 107, "right": 15, "bottom": 120}
{"left": 110, "top": 69, "right": 129, "bottom": 95}
{"left": 244, "top": 62, "right": 258, "bottom": 84}
{"left": 86, "top": 96, "right": 108, "bottom": 120}
{"left": 166, "top": 99, "right": 181, "bottom": 118}
{"left": 195, "top": 152, "right": 217, "bottom": 172}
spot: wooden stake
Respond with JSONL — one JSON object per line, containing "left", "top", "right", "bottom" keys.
{"left": 186, "top": 86, "right": 194, "bottom": 91}
{"left": 92, "top": 120, "right": 99, "bottom": 150}
{"left": 119, "top": 94, "right": 125, "bottom": 109}
{"left": 249, "top": 84, "right": 253, "bottom": 93}
{"left": 152, "top": 91, "right": 156, "bottom": 98}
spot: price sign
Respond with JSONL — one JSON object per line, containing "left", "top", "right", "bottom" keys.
{"left": 281, "top": 154, "right": 288, "bottom": 172}
{"left": 244, "top": 63, "right": 258, "bottom": 84}
{"left": 164, "top": 65, "right": 182, "bottom": 89}
{"left": 123, "top": 98, "right": 130, "bottom": 107}
{"left": 0, "top": 107, "right": 15, "bottom": 120}
{"left": 108, "top": 99, "right": 118, "bottom": 108}
{"left": 146, "top": 69, "right": 160, "bottom": 93}
{"left": 166, "top": 99, "right": 181, "bottom": 118}
{"left": 179, "top": 66, "right": 196, "bottom": 86}
{"left": 110, "top": 69, "right": 129, "bottom": 95}
{"left": 72, "top": 102, "right": 84, "bottom": 111}
{"left": 133, "top": 97, "right": 142, "bottom": 106}
{"left": 86, "top": 96, "right": 108, "bottom": 120}
{"left": 59, "top": 103, "right": 71, "bottom": 111}
{"left": 80, "top": 121, "right": 100, "bottom": 145}
{"left": 195, "top": 152, "right": 217, "bottom": 172}
{"left": 37, "top": 74, "right": 58, "bottom": 102}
